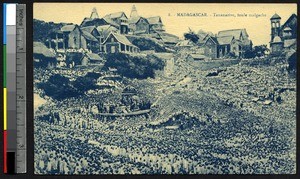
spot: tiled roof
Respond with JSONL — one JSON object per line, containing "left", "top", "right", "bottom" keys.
{"left": 270, "top": 13, "right": 281, "bottom": 20}
{"left": 217, "top": 36, "right": 234, "bottom": 45}
{"left": 218, "top": 29, "right": 248, "bottom": 39}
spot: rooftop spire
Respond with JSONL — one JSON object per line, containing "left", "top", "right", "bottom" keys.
{"left": 90, "top": 7, "right": 99, "bottom": 19}
{"left": 130, "top": 5, "right": 138, "bottom": 18}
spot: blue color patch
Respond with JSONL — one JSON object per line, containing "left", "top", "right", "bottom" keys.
{"left": 3, "top": 3, "right": 6, "bottom": 44}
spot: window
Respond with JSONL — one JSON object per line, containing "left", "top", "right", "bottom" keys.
{"left": 111, "top": 37, "right": 114, "bottom": 42}
{"left": 121, "top": 44, "right": 125, "bottom": 51}
{"left": 73, "top": 36, "right": 77, "bottom": 45}
{"left": 111, "top": 46, "right": 116, "bottom": 53}
{"left": 272, "top": 22, "right": 275, "bottom": 28}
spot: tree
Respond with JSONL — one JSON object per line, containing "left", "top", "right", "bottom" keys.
{"left": 244, "top": 45, "right": 269, "bottom": 59}
{"left": 73, "top": 72, "right": 101, "bottom": 92}
{"left": 184, "top": 28, "right": 199, "bottom": 43}
{"left": 104, "top": 53, "right": 165, "bottom": 79}
{"left": 37, "top": 74, "right": 80, "bottom": 100}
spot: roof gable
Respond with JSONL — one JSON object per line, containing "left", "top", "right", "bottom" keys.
{"left": 147, "top": 16, "right": 162, "bottom": 24}
{"left": 104, "top": 12, "right": 128, "bottom": 19}
{"left": 204, "top": 35, "right": 218, "bottom": 45}
{"left": 218, "top": 29, "right": 248, "bottom": 40}
{"left": 81, "top": 30, "right": 98, "bottom": 42}
{"left": 217, "top": 36, "right": 234, "bottom": 45}
{"left": 61, "top": 24, "right": 77, "bottom": 32}
{"left": 103, "top": 32, "right": 137, "bottom": 47}
{"left": 281, "top": 13, "right": 297, "bottom": 30}
{"left": 81, "top": 26, "right": 96, "bottom": 33}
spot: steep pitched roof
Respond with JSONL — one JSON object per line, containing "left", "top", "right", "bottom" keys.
{"left": 103, "top": 32, "right": 137, "bottom": 47}
{"left": 81, "top": 30, "right": 98, "bottom": 42}
{"left": 147, "top": 16, "right": 162, "bottom": 24}
{"left": 218, "top": 29, "right": 248, "bottom": 40}
{"left": 102, "top": 17, "right": 120, "bottom": 27}
{"left": 203, "top": 35, "right": 218, "bottom": 45}
{"left": 61, "top": 24, "right": 77, "bottom": 32}
{"left": 129, "top": 16, "right": 149, "bottom": 25}
{"left": 281, "top": 13, "right": 297, "bottom": 30}
{"left": 81, "top": 26, "right": 96, "bottom": 34}
{"left": 104, "top": 12, "right": 127, "bottom": 19}
{"left": 80, "top": 18, "right": 119, "bottom": 28}
{"left": 96, "top": 25, "right": 118, "bottom": 38}
{"left": 217, "top": 36, "right": 234, "bottom": 45}
{"left": 33, "top": 42, "right": 56, "bottom": 58}
{"left": 284, "top": 39, "right": 296, "bottom": 48}
{"left": 270, "top": 13, "right": 281, "bottom": 20}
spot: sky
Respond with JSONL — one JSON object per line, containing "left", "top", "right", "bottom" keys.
{"left": 34, "top": 3, "right": 297, "bottom": 46}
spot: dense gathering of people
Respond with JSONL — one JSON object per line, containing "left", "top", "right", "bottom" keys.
{"left": 34, "top": 57, "right": 296, "bottom": 174}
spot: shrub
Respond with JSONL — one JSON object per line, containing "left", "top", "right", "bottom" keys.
{"left": 104, "top": 53, "right": 165, "bottom": 79}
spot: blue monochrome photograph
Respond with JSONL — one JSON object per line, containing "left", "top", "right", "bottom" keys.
{"left": 33, "top": 3, "right": 297, "bottom": 174}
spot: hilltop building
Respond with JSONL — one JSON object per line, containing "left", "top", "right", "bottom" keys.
{"left": 270, "top": 13, "right": 297, "bottom": 55}
{"left": 194, "top": 29, "right": 252, "bottom": 59}
{"left": 102, "top": 32, "right": 140, "bottom": 53}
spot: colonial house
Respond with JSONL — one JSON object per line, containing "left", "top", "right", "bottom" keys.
{"left": 216, "top": 36, "right": 242, "bottom": 58}
{"left": 81, "top": 53, "right": 104, "bottom": 66}
{"left": 81, "top": 17, "right": 119, "bottom": 29}
{"left": 96, "top": 25, "right": 119, "bottom": 52}
{"left": 60, "top": 24, "right": 87, "bottom": 50}
{"left": 200, "top": 35, "right": 218, "bottom": 59}
{"left": 33, "top": 42, "right": 57, "bottom": 68}
{"left": 217, "top": 29, "right": 252, "bottom": 56}
{"left": 129, "top": 17, "right": 150, "bottom": 35}
{"left": 128, "top": 5, "right": 150, "bottom": 35}
{"left": 47, "top": 23, "right": 104, "bottom": 53}
{"left": 197, "top": 28, "right": 252, "bottom": 59}
{"left": 104, "top": 12, "right": 129, "bottom": 34}
{"left": 147, "top": 16, "right": 165, "bottom": 33}
{"left": 270, "top": 13, "right": 297, "bottom": 55}
{"left": 103, "top": 32, "right": 140, "bottom": 53}
{"left": 81, "top": 26, "right": 101, "bottom": 53}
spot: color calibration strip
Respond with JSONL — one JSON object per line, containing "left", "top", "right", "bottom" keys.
{"left": 3, "top": 3, "right": 26, "bottom": 174}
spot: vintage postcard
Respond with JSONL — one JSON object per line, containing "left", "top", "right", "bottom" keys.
{"left": 33, "top": 3, "right": 297, "bottom": 174}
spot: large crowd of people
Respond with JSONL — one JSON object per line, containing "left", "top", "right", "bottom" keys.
{"left": 34, "top": 58, "right": 296, "bottom": 174}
